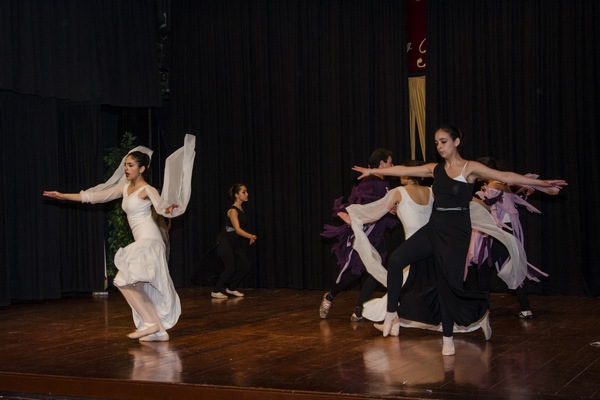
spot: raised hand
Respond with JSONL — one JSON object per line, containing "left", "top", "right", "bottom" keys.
{"left": 165, "top": 204, "right": 179, "bottom": 214}
{"left": 352, "top": 166, "right": 371, "bottom": 180}
{"left": 43, "top": 191, "right": 63, "bottom": 200}
{"left": 337, "top": 211, "right": 351, "bottom": 225}
{"left": 534, "top": 180, "right": 568, "bottom": 195}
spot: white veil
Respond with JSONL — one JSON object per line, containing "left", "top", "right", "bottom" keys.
{"left": 80, "top": 134, "right": 196, "bottom": 218}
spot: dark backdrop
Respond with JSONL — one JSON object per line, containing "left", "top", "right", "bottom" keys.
{"left": 166, "top": 0, "right": 409, "bottom": 291}
{"left": 0, "top": 0, "right": 598, "bottom": 307}
{"left": 0, "top": 0, "right": 162, "bottom": 107}
{"left": 0, "top": 0, "right": 164, "bottom": 306}
{"left": 425, "top": 0, "right": 599, "bottom": 295}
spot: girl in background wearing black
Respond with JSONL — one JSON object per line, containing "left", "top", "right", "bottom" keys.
{"left": 211, "top": 184, "right": 257, "bottom": 299}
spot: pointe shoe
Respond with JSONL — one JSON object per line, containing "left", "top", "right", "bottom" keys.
{"left": 480, "top": 311, "right": 492, "bottom": 340}
{"left": 128, "top": 323, "right": 159, "bottom": 339}
{"left": 225, "top": 288, "right": 245, "bottom": 297}
{"left": 211, "top": 291, "right": 228, "bottom": 299}
{"left": 374, "top": 321, "right": 400, "bottom": 337}
{"left": 139, "top": 331, "right": 170, "bottom": 342}
{"left": 442, "top": 336, "right": 455, "bottom": 356}
{"left": 382, "top": 312, "right": 399, "bottom": 337}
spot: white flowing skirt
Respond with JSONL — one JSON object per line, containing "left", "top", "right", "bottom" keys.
{"left": 113, "top": 239, "right": 181, "bottom": 330}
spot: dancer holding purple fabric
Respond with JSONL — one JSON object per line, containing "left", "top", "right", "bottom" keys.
{"left": 467, "top": 156, "right": 548, "bottom": 320}
{"left": 320, "top": 148, "right": 398, "bottom": 321}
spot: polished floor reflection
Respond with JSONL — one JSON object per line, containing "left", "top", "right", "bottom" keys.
{"left": 1, "top": 288, "right": 599, "bottom": 400}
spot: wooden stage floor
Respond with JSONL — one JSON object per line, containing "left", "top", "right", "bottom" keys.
{"left": 1, "top": 288, "right": 599, "bottom": 400}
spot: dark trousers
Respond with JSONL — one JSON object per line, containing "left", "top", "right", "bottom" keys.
{"left": 387, "top": 224, "right": 488, "bottom": 337}
{"left": 330, "top": 269, "right": 381, "bottom": 309}
{"left": 214, "top": 236, "right": 252, "bottom": 292}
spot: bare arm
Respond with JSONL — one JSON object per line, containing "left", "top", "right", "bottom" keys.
{"left": 352, "top": 163, "right": 436, "bottom": 180}
{"left": 228, "top": 208, "right": 258, "bottom": 244}
{"left": 42, "top": 191, "right": 82, "bottom": 202}
{"left": 467, "top": 161, "right": 567, "bottom": 195}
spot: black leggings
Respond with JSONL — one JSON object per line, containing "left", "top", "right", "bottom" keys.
{"left": 214, "top": 236, "right": 252, "bottom": 292}
{"left": 386, "top": 227, "right": 434, "bottom": 313}
{"left": 330, "top": 269, "right": 381, "bottom": 308}
{"left": 386, "top": 225, "right": 487, "bottom": 337}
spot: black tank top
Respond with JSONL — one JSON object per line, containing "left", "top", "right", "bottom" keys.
{"left": 225, "top": 206, "right": 248, "bottom": 233}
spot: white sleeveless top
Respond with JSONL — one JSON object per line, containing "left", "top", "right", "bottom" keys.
{"left": 395, "top": 186, "right": 434, "bottom": 238}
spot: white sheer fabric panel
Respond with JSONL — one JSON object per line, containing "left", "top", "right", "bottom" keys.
{"left": 347, "top": 198, "right": 528, "bottom": 295}
{"left": 469, "top": 201, "right": 527, "bottom": 290}
{"left": 159, "top": 134, "right": 195, "bottom": 217}
{"left": 79, "top": 134, "right": 196, "bottom": 218}
{"left": 80, "top": 145, "right": 153, "bottom": 204}
{"left": 346, "top": 188, "right": 404, "bottom": 287}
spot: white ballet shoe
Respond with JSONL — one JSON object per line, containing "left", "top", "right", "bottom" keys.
{"left": 139, "top": 331, "right": 170, "bottom": 342}
{"left": 226, "top": 288, "right": 245, "bottom": 297}
{"left": 128, "top": 323, "right": 159, "bottom": 339}
{"left": 442, "top": 336, "right": 455, "bottom": 356}
{"left": 480, "top": 310, "right": 492, "bottom": 340}
{"left": 382, "top": 312, "right": 399, "bottom": 337}
{"left": 374, "top": 321, "right": 400, "bottom": 337}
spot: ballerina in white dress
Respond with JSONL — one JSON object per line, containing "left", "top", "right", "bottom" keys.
{"left": 44, "top": 135, "right": 195, "bottom": 342}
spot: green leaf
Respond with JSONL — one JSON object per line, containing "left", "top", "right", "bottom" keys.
{"left": 104, "top": 131, "right": 137, "bottom": 277}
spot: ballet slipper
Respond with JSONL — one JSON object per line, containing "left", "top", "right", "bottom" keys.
{"left": 139, "top": 331, "right": 170, "bottom": 342}
{"left": 128, "top": 323, "right": 159, "bottom": 339}
{"left": 374, "top": 322, "right": 400, "bottom": 337}
{"left": 382, "top": 312, "right": 399, "bottom": 337}
{"left": 442, "top": 336, "right": 455, "bottom": 356}
{"left": 480, "top": 310, "right": 492, "bottom": 341}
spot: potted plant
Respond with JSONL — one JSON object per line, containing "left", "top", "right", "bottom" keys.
{"left": 103, "top": 131, "right": 137, "bottom": 282}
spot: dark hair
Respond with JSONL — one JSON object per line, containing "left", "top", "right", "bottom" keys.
{"left": 368, "top": 148, "right": 393, "bottom": 168}
{"left": 437, "top": 124, "right": 465, "bottom": 154}
{"left": 477, "top": 156, "right": 506, "bottom": 171}
{"left": 402, "top": 159, "right": 425, "bottom": 182}
{"left": 228, "top": 183, "right": 246, "bottom": 201}
{"left": 127, "top": 151, "right": 151, "bottom": 178}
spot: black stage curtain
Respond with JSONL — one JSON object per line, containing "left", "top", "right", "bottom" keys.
{"left": 0, "top": 0, "right": 165, "bottom": 305}
{"left": 426, "top": 0, "right": 600, "bottom": 295}
{"left": 5, "top": 0, "right": 596, "bottom": 303}
{"left": 0, "top": 104, "right": 5, "bottom": 305}
{"left": 0, "top": 0, "right": 162, "bottom": 107}
{"left": 166, "top": 0, "right": 409, "bottom": 290}
{"left": 0, "top": 91, "right": 115, "bottom": 305}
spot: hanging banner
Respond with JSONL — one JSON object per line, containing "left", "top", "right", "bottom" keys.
{"left": 407, "top": 0, "right": 427, "bottom": 74}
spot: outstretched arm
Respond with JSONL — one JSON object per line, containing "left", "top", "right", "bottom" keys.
{"left": 43, "top": 191, "right": 82, "bottom": 202}
{"left": 352, "top": 163, "right": 435, "bottom": 180}
{"left": 468, "top": 162, "right": 567, "bottom": 195}
{"left": 45, "top": 182, "right": 124, "bottom": 204}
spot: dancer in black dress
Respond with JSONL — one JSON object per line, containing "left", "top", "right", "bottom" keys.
{"left": 352, "top": 125, "right": 566, "bottom": 355}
